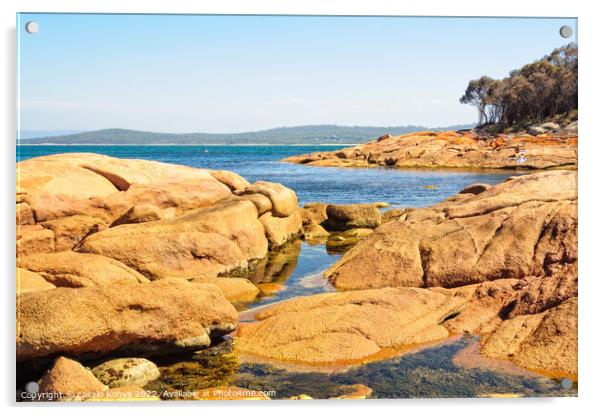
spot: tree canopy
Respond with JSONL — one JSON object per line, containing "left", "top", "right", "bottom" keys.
{"left": 460, "top": 43, "right": 577, "bottom": 127}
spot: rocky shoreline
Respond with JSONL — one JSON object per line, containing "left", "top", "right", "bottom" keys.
{"left": 16, "top": 153, "right": 577, "bottom": 401}
{"left": 238, "top": 170, "right": 577, "bottom": 379}
{"left": 282, "top": 128, "right": 577, "bottom": 170}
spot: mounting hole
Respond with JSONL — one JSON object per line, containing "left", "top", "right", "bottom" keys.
{"left": 560, "top": 378, "right": 573, "bottom": 389}
{"left": 25, "top": 21, "right": 39, "bottom": 34}
{"left": 559, "top": 25, "right": 573, "bottom": 38}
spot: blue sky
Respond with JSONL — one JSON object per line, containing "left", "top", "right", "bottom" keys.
{"left": 18, "top": 14, "right": 577, "bottom": 133}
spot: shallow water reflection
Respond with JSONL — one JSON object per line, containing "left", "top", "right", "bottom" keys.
{"left": 238, "top": 240, "right": 340, "bottom": 314}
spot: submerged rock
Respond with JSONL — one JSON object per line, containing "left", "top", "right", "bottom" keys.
{"left": 17, "top": 279, "right": 238, "bottom": 361}
{"left": 332, "top": 384, "right": 373, "bottom": 399}
{"left": 325, "top": 228, "right": 374, "bottom": 253}
{"left": 244, "top": 240, "right": 301, "bottom": 285}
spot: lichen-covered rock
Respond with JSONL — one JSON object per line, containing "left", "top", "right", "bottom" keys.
{"left": 238, "top": 193, "right": 272, "bottom": 215}
{"left": 209, "top": 170, "right": 250, "bottom": 192}
{"left": 17, "top": 279, "right": 238, "bottom": 361}
{"left": 283, "top": 130, "right": 577, "bottom": 170}
{"left": 91, "top": 358, "right": 160, "bottom": 388}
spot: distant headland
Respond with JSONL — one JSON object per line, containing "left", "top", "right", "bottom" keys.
{"left": 18, "top": 124, "right": 475, "bottom": 146}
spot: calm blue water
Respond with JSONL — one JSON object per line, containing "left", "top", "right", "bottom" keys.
{"left": 17, "top": 145, "right": 517, "bottom": 207}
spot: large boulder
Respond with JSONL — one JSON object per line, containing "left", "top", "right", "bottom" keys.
{"left": 17, "top": 153, "right": 239, "bottom": 225}
{"left": 17, "top": 154, "right": 302, "bottom": 282}
{"left": 325, "top": 204, "right": 382, "bottom": 231}
{"left": 17, "top": 279, "right": 238, "bottom": 361}
{"left": 18, "top": 156, "right": 121, "bottom": 200}
{"left": 236, "top": 287, "right": 467, "bottom": 365}
{"left": 78, "top": 199, "right": 269, "bottom": 280}
{"left": 325, "top": 171, "right": 577, "bottom": 290}
{"left": 18, "top": 251, "right": 149, "bottom": 287}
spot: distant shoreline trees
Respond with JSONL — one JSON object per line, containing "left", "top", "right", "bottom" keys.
{"left": 460, "top": 43, "right": 577, "bottom": 128}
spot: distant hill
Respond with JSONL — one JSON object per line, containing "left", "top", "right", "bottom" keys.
{"left": 18, "top": 124, "right": 475, "bottom": 145}
{"left": 19, "top": 130, "right": 84, "bottom": 139}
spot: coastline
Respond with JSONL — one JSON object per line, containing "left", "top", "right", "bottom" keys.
{"left": 17, "top": 143, "right": 356, "bottom": 147}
